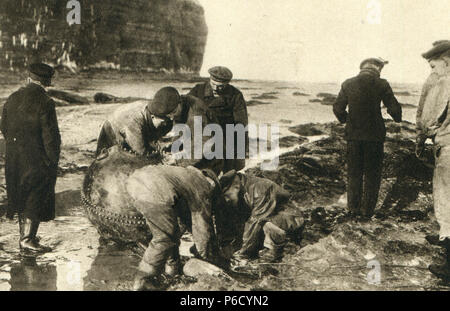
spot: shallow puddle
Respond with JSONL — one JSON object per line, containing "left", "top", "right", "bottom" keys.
{"left": 0, "top": 207, "right": 198, "bottom": 291}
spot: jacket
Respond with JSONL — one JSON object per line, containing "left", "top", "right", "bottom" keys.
{"left": 416, "top": 74, "right": 450, "bottom": 146}
{"left": 1, "top": 83, "right": 61, "bottom": 221}
{"left": 333, "top": 70, "right": 402, "bottom": 141}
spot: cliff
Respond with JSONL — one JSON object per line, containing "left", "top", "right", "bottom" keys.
{"left": 0, "top": 0, "right": 207, "bottom": 74}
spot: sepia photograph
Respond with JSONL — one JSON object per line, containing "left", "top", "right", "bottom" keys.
{"left": 0, "top": 0, "right": 449, "bottom": 296}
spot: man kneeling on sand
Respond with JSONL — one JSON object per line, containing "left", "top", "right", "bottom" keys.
{"left": 219, "top": 170, "right": 304, "bottom": 264}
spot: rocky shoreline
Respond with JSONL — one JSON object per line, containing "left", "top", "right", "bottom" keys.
{"left": 170, "top": 120, "right": 447, "bottom": 291}
{"left": 0, "top": 117, "right": 448, "bottom": 291}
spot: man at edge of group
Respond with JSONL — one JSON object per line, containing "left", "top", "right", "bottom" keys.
{"left": 415, "top": 40, "right": 450, "bottom": 281}
{"left": 188, "top": 66, "right": 249, "bottom": 173}
{"left": 333, "top": 57, "right": 402, "bottom": 220}
{"left": 1, "top": 63, "right": 61, "bottom": 254}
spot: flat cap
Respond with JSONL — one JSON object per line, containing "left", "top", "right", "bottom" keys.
{"left": 28, "top": 63, "right": 55, "bottom": 80}
{"left": 148, "top": 86, "right": 180, "bottom": 117}
{"left": 208, "top": 66, "right": 233, "bottom": 83}
{"left": 219, "top": 169, "right": 238, "bottom": 191}
{"left": 422, "top": 40, "right": 450, "bottom": 60}
{"left": 360, "top": 57, "right": 389, "bottom": 69}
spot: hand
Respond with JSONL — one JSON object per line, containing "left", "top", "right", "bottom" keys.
{"left": 162, "top": 152, "right": 176, "bottom": 165}
{"left": 415, "top": 135, "right": 426, "bottom": 159}
{"left": 415, "top": 143, "right": 425, "bottom": 159}
{"left": 230, "top": 251, "right": 249, "bottom": 267}
{"left": 148, "top": 142, "right": 162, "bottom": 155}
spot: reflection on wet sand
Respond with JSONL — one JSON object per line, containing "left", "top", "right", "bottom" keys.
{"left": 9, "top": 257, "right": 57, "bottom": 291}
{"left": 83, "top": 241, "right": 141, "bottom": 291}
{"left": 1, "top": 240, "right": 142, "bottom": 291}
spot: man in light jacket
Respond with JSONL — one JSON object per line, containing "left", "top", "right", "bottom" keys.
{"left": 415, "top": 40, "right": 450, "bottom": 281}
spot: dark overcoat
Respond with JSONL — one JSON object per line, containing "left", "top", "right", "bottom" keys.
{"left": 188, "top": 82, "right": 248, "bottom": 128}
{"left": 1, "top": 83, "right": 61, "bottom": 221}
{"left": 174, "top": 95, "right": 224, "bottom": 174}
{"left": 188, "top": 82, "right": 248, "bottom": 171}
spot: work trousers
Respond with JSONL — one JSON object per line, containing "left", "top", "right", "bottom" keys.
{"left": 346, "top": 140, "right": 384, "bottom": 217}
{"left": 433, "top": 145, "right": 450, "bottom": 240}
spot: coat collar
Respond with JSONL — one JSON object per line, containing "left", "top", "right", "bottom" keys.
{"left": 359, "top": 68, "right": 381, "bottom": 78}
{"left": 27, "top": 82, "right": 47, "bottom": 93}
{"left": 203, "top": 82, "right": 215, "bottom": 98}
{"left": 238, "top": 173, "right": 252, "bottom": 208}
{"left": 203, "top": 82, "right": 234, "bottom": 98}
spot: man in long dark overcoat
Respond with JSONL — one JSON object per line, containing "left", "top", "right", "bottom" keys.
{"left": 1, "top": 63, "right": 61, "bottom": 253}
{"left": 333, "top": 58, "right": 402, "bottom": 220}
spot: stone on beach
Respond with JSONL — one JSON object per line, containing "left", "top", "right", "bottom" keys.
{"left": 394, "top": 90, "right": 415, "bottom": 96}
{"left": 320, "top": 96, "right": 337, "bottom": 106}
{"left": 316, "top": 92, "right": 337, "bottom": 98}
{"left": 289, "top": 123, "right": 332, "bottom": 136}
{"left": 94, "top": 93, "right": 119, "bottom": 103}
{"left": 93, "top": 92, "right": 145, "bottom": 104}
{"left": 247, "top": 100, "right": 272, "bottom": 107}
{"left": 252, "top": 93, "right": 279, "bottom": 100}
{"left": 183, "top": 258, "right": 224, "bottom": 277}
{"left": 307, "top": 93, "right": 338, "bottom": 106}
{"left": 279, "top": 135, "right": 308, "bottom": 148}
{"left": 293, "top": 92, "right": 310, "bottom": 96}
{"left": 47, "top": 89, "right": 89, "bottom": 105}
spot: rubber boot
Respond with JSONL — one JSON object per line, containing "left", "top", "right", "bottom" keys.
{"left": 20, "top": 219, "right": 52, "bottom": 253}
{"left": 133, "top": 272, "right": 161, "bottom": 291}
{"left": 258, "top": 246, "right": 283, "bottom": 263}
{"left": 18, "top": 213, "right": 26, "bottom": 247}
{"left": 429, "top": 238, "right": 450, "bottom": 281}
{"left": 133, "top": 260, "right": 163, "bottom": 291}
{"left": 165, "top": 248, "right": 181, "bottom": 277}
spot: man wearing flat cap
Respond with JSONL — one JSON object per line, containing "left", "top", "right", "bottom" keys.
{"left": 415, "top": 40, "right": 450, "bottom": 281}
{"left": 97, "top": 86, "right": 224, "bottom": 174}
{"left": 96, "top": 87, "right": 182, "bottom": 157}
{"left": 1, "top": 63, "right": 61, "bottom": 254}
{"left": 333, "top": 57, "right": 402, "bottom": 220}
{"left": 188, "top": 66, "right": 249, "bottom": 173}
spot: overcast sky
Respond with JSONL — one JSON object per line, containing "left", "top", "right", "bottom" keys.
{"left": 197, "top": 0, "right": 450, "bottom": 83}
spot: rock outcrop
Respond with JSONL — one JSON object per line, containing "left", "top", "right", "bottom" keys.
{"left": 0, "top": 0, "right": 207, "bottom": 74}
{"left": 177, "top": 120, "right": 446, "bottom": 291}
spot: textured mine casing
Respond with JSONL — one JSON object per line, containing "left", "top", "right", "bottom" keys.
{"left": 81, "top": 146, "right": 160, "bottom": 245}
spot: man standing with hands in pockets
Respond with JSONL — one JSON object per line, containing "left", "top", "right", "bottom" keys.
{"left": 1, "top": 63, "right": 61, "bottom": 254}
